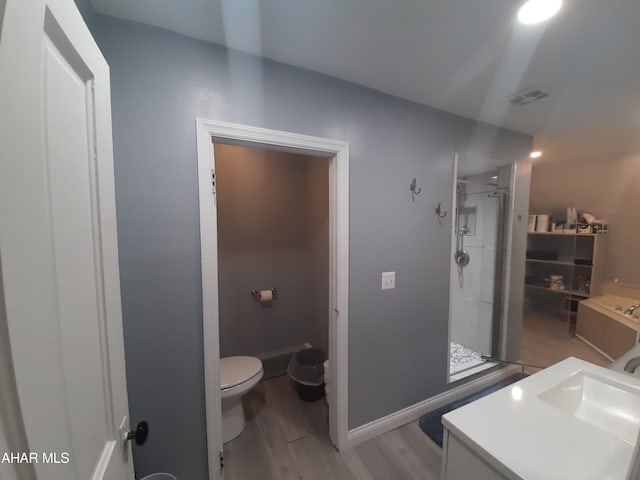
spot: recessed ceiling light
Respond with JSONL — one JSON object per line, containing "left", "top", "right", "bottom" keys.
{"left": 517, "top": 0, "right": 562, "bottom": 24}
{"left": 530, "top": 151, "right": 542, "bottom": 158}
{"left": 492, "top": 176, "right": 498, "bottom": 179}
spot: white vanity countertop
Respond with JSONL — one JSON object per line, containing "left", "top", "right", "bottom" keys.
{"left": 442, "top": 357, "right": 640, "bottom": 480}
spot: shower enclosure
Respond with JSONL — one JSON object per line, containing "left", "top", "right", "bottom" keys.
{"left": 448, "top": 165, "right": 513, "bottom": 381}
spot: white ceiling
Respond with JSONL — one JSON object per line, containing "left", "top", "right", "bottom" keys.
{"left": 91, "top": 0, "right": 640, "bottom": 162}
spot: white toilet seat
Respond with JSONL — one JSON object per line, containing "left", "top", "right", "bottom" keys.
{"left": 220, "top": 368, "right": 263, "bottom": 398}
{"left": 220, "top": 356, "right": 263, "bottom": 390}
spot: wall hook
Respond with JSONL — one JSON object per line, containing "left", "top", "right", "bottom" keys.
{"left": 435, "top": 202, "right": 447, "bottom": 218}
{"left": 409, "top": 178, "right": 422, "bottom": 201}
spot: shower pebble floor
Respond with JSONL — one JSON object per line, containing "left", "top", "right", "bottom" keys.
{"left": 450, "top": 341, "right": 485, "bottom": 375}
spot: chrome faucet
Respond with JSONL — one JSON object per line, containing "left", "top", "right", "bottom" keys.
{"left": 624, "top": 357, "right": 640, "bottom": 374}
{"left": 624, "top": 304, "right": 640, "bottom": 315}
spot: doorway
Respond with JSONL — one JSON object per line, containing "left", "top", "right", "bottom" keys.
{"left": 196, "top": 119, "right": 349, "bottom": 479}
{"left": 448, "top": 165, "right": 513, "bottom": 382}
{"left": 214, "top": 144, "right": 330, "bottom": 371}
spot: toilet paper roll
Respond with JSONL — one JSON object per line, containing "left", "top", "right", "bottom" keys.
{"left": 536, "top": 214, "right": 550, "bottom": 232}
{"left": 528, "top": 215, "right": 537, "bottom": 232}
{"left": 260, "top": 289, "right": 273, "bottom": 302}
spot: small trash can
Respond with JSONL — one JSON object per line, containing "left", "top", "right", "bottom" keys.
{"left": 287, "top": 348, "right": 326, "bottom": 401}
{"left": 139, "top": 474, "right": 177, "bottom": 480}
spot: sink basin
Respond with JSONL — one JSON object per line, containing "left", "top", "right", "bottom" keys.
{"left": 538, "top": 370, "right": 640, "bottom": 444}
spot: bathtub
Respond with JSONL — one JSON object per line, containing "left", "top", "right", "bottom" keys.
{"left": 582, "top": 295, "right": 640, "bottom": 330}
{"left": 577, "top": 295, "right": 640, "bottom": 361}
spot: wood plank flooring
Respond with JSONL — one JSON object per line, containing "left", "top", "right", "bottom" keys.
{"left": 520, "top": 309, "right": 610, "bottom": 374}
{"left": 224, "top": 375, "right": 442, "bottom": 480}
{"left": 225, "top": 311, "right": 611, "bottom": 480}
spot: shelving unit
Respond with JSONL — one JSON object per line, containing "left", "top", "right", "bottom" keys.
{"left": 524, "top": 283, "right": 589, "bottom": 298}
{"left": 524, "top": 232, "right": 607, "bottom": 337}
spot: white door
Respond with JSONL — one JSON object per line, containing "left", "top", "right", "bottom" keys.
{"left": 0, "top": 1, "right": 134, "bottom": 479}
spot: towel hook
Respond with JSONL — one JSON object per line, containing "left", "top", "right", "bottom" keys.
{"left": 435, "top": 202, "right": 447, "bottom": 218}
{"left": 409, "top": 178, "right": 422, "bottom": 201}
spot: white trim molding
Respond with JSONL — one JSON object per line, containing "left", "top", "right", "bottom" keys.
{"left": 196, "top": 119, "right": 350, "bottom": 478}
{"left": 346, "top": 365, "right": 520, "bottom": 448}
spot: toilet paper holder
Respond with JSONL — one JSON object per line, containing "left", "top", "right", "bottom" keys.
{"left": 251, "top": 288, "right": 277, "bottom": 301}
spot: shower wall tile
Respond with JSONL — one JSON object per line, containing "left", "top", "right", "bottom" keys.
{"left": 483, "top": 195, "right": 498, "bottom": 248}
{"left": 455, "top": 246, "right": 482, "bottom": 300}
{"left": 451, "top": 188, "right": 500, "bottom": 355}
{"left": 450, "top": 296, "right": 480, "bottom": 350}
{"left": 449, "top": 299, "right": 464, "bottom": 346}
{"left": 480, "top": 247, "right": 496, "bottom": 303}
{"left": 478, "top": 301, "right": 493, "bottom": 355}
{"left": 461, "top": 193, "right": 485, "bottom": 248}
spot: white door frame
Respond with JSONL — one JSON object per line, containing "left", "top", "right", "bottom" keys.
{"left": 196, "top": 118, "right": 350, "bottom": 477}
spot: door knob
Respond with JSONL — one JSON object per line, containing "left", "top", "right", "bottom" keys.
{"left": 125, "top": 421, "right": 149, "bottom": 446}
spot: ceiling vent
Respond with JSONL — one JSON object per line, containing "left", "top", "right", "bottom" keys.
{"left": 508, "top": 86, "right": 550, "bottom": 106}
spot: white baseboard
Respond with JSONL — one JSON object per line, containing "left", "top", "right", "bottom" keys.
{"left": 345, "top": 364, "right": 521, "bottom": 448}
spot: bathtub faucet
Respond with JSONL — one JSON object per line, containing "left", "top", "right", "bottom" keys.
{"left": 624, "top": 304, "right": 640, "bottom": 316}
{"left": 624, "top": 357, "right": 640, "bottom": 374}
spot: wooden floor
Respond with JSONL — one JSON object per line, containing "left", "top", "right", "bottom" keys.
{"left": 226, "top": 312, "right": 611, "bottom": 479}
{"left": 224, "top": 375, "right": 442, "bottom": 480}
{"left": 520, "top": 309, "right": 610, "bottom": 374}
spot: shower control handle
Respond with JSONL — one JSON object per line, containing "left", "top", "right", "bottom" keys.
{"left": 454, "top": 250, "right": 470, "bottom": 266}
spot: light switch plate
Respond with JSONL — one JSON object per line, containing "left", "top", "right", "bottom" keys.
{"left": 381, "top": 271, "right": 396, "bottom": 290}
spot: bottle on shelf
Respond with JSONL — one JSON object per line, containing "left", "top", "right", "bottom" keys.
{"left": 578, "top": 275, "right": 586, "bottom": 294}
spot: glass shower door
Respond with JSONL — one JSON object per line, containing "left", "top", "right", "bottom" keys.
{"left": 448, "top": 166, "right": 511, "bottom": 381}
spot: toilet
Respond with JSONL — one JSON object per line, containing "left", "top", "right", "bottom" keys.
{"left": 220, "top": 356, "right": 264, "bottom": 443}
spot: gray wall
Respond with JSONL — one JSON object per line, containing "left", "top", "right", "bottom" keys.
{"left": 530, "top": 154, "right": 640, "bottom": 285}
{"left": 215, "top": 144, "right": 329, "bottom": 357}
{"left": 72, "top": 0, "right": 94, "bottom": 26}
{"left": 91, "top": 16, "right": 532, "bottom": 479}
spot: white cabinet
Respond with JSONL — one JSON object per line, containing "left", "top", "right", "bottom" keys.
{"left": 441, "top": 430, "right": 509, "bottom": 480}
